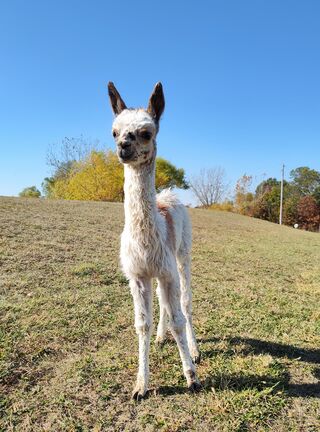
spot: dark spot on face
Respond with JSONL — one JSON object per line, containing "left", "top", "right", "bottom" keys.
{"left": 142, "top": 150, "right": 150, "bottom": 160}
{"left": 127, "top": 132, "right": 135, "bottom": 141}
{"left": 112, "top": 130, "right": 118, "bottom": 138}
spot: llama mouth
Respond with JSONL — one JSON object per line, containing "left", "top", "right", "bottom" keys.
{"left": 119, "top": 150, "right": 134, "bottom": 163}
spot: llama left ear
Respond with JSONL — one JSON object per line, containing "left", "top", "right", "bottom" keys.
{"left": 108, "top": 82, "right": 127, "bottom": 115}
{"left": 147, "top": 82, "right": 165, "bottom": 123}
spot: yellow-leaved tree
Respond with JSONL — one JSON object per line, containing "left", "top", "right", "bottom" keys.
{"left": 49, "top": 151, "right": 124, "bottom": 201}
{"left": 67, "top": 151, "right": 124, "bottom": 201}
{"left": 44, "top": 144, "right": 188, "bottom": 201}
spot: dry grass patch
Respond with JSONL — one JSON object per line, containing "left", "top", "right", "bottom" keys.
{"left": 1, "top": 197, "right": 319, "bottom": 431}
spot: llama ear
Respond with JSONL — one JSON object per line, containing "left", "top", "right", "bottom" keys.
{"left": 108, "top": 82, "right": 127, "bottom": 115}
{"left": 147, "top": 82, "right": 165, "bottom": 123}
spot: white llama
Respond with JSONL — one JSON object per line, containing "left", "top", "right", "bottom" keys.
{"left": 108, "top": 82, "right": 200, "bottom": 400}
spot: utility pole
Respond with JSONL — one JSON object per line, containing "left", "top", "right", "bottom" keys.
{"left": 279, "top": 164, "right": 285, "bottom": 225}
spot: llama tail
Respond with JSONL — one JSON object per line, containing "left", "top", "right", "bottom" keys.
{"left": 156, "top": 188, "right": 181, "bottom": 209}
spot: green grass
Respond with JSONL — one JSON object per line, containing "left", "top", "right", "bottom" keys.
{"left": 0, "top": 196, "right": 319, "bottom": 431}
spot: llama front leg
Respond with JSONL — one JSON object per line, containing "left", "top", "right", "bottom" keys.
{"left": 130, "top": 278, "right": 152, "bottom": 400}
{"left": 156, "top": 281, "right": 168, "bottom": 345}
{"left": 158, "top": 274, "right": 201, "bottom": 391}
{"left": 177, "top": 254, "right": 200, "bottom": 363}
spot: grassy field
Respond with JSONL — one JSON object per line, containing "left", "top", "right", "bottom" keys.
{"left": 1, "top": 196, "right": 319, "bottom": 431}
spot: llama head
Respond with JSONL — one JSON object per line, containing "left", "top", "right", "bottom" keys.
{"left": 108, "top": 82, "right": 165, "bottom": 166}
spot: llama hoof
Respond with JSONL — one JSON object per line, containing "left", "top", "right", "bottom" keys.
{"left": 132, "top": 385, "right": 147, "bottom": 401}
{"left": 132, "top": 390, "right": 145, "bottom": 401}
{"left": 188, "top": 381, "right": 202, "bottom": 393}
{"left": 192, "top": 352, "right": 201, "bottom": 364}
{"left": 186, "top": 369, "right": 201, "bottom": 392}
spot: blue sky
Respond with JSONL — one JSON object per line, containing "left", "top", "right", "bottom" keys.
{"left": 1, "top": 0, "right": 319, "bottom": 203}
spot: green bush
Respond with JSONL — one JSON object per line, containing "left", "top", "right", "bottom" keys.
{"left": 19, "top": 186, "right": 41, "bottom": 198}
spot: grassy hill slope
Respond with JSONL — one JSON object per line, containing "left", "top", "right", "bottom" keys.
{"left": 1, "top": 197, "right": 319, "bottom": 431}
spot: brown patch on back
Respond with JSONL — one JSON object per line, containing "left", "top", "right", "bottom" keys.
{"left": 157, "top": 203, "right": 176, "bottom": 251}
{"left": 157, "top": 203, "right": 168, "bottom": 215}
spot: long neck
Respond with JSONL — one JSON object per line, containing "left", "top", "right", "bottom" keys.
{"left": 123, "top": 156, "right": 157, "bottom": 236}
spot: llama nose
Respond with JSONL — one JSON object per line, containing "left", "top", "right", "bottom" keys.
{"left": 119, "top": 141, "right": 131, "bottom": 149}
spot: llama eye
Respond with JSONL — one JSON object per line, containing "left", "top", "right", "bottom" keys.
{"left": 112, "top": 130, "right": 118, "bottom": 138}
{"left": 139, "top": 131, "right": 152, "bottom": 140}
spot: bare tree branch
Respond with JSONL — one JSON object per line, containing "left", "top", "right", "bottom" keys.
{"left": 46, "top": 135, "right": 101, "bottom": 175}
{"left": 190, "top": 167, "right": 228, "bottom": 207}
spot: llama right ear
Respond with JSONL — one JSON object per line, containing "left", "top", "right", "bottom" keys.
{"left": 108, "top": 82, "right": 127, "bottom": 115}
{"left": 147, "top": 82, "right": 165, "bottom": 123}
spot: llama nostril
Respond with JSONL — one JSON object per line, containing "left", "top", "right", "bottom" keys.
{"left": 120, "top": 141, "right": 131, "bottom": 149}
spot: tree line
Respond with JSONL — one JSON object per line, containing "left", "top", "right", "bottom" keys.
{"left": 208, "top": 167, "right": 320, "bottom": 232}
{"left": 19, "top": 137, "right": 319, "bottom": 232}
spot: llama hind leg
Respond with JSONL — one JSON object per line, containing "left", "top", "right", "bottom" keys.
{"left": 130, "top": 278, "right": 153, "bottom": 400}
{"left": 177, "top": 254, "right": 200, "bottom": 364}
{"left": 156, "top": 281, "right": 168, "bottom": 345}
{"left": 158, "top": 273, "right": 200, "bottom": 391}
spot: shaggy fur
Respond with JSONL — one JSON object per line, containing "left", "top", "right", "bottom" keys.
{"left": 108, "top": 82, "right": 200, "bottom": 400}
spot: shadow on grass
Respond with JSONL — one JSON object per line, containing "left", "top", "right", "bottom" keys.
{"left": 200, "top": 336, "right": 320, "bottom": 364}
{"left": 197, "top": 336, "right": 320, "bottom": 398}
{"left": 155, "top": 377, "right": 319, "bottom": 399}
{"left": 153, "top": 337, "right": 320, "bottom": 398}
{"left": 155, "top": 385, "right": 189, "bottom": 396}
{"left": 204, "top": 338, "right": 320, "bottom": 365}
{"left": 202, "top": 372, "right": 320, "bottom": 398}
